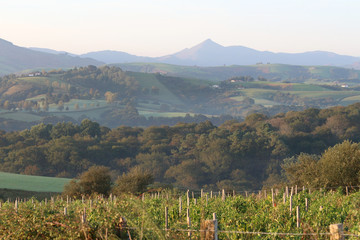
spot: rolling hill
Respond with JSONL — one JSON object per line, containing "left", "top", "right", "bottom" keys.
{"left": 117, "top": 62, "right": 360, "bottom": 82}
{"left": 0, "top": 38, "right": 103, "bottom": 76}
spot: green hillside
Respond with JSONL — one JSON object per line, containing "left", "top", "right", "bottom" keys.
{"left": 0, "top": 65, "right": 360, "bottom": 130}
{"left": 117, "top": 62, "right": 360, "bottom": 82}
{"left": 0, "top": 172, "right": 70, "bottom": 192}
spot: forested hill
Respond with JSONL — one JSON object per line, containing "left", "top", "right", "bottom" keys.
{"left": 1, "top": 103, "right": 360, "bottom": 190}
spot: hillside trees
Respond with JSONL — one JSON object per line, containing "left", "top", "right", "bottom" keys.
{"left": 282, "top": 140, "right": 360, "bottom": 188}
{"left": 2, "top": 104, "right": 360, "bottom": 190}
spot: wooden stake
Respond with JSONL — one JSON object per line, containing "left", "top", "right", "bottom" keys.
{"left": 305, "top": 198, "right": 308, "bottom": 212}
{"left": 187, "top": 208, "right": 191, "bottom": 238}
{"left": 296, "top": 206, "right": 300, "bottom": 228}
{"left": 179, "top": 196, "right": 182, "bottom": 215}
{"left": 289, "top": 195, "right": 292, "bottom": 215}
{"left": 213, "top": 213, "right": 218, "bottom": 240}
{"left": 330, "top": 224, "right": 344, "bottom": 240}
{"left": 165, "top": 207, "right": 168, "bottom": 231}
{"left": 283, "top": 193, "right": 286, "bottom": 204}
{"left": 187, "top": 190, "right": 190, "bottom": 207}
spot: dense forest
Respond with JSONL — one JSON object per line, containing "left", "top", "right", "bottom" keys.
{"left": 1, "top": 103, "right": 360, "bottom": 191}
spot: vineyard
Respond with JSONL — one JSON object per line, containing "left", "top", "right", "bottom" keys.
{"left": 0, "top": 188, "right": 360, "bottom": 239}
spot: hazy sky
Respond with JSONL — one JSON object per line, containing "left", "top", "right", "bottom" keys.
{"left": 1, "top": 0, "right": 359, "bottom": 57}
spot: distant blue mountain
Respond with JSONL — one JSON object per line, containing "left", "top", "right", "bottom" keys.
{"left": 81, "top": 50, "right": 154, "bottom": 64}
{"left": 157, "top": 39, "right": 360, "bottom": 67}
{"left": 81, "top": 39, "right": 360, "bottom": 68}
{"left": 0, "top": 38, "right": 103, "bottom": 75}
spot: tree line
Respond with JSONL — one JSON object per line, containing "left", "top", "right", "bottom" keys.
{"left": 1, "top": 103, "right": 360, "bottom": 191}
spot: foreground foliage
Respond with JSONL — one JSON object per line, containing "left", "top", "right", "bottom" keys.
{"left": 0, "top": 190, "right": 359, "bottom": 239}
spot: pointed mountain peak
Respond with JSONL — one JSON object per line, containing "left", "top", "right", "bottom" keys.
{"left": 196, "top": 39, "right": 223, "bottom": 48}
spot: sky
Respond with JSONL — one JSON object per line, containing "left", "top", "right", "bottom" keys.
{"left": 1, "top": 0, "right": 359, "bottom": 57}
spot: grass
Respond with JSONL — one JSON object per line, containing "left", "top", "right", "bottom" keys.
{"left": 127, "top": 72, "right": 183, "bottom": 105}
{"left": 138, "top": 110, "right": 193, "bottom": 118}
{"left": 119, "top": 63, "right": 360, "bottom": 83}
{"left": 0, "top": 112, "right": 42, "bottom": 122}
{"left": 289, "top": 90, "right": 360, "bottom": 100}
{"left": 340, "top": 95, "right": 360, "bottom": 105}
{"left": 0, "top": 171, "right": 71, "bottom": 192}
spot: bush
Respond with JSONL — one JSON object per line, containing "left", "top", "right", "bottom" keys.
{"left": 112, "top": 167, "right": 154, "bottom": 195}
{"left": 63, "top": 166, "right": 112, "bottom": 197}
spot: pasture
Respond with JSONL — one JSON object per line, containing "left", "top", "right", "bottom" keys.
{"left": 0, "top": 171, "right": 70, "bottom": 193}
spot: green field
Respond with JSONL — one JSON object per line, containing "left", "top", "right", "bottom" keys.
{"left": 0, "top": 112, "right": 42, "bottom": 122}
{"left": 0, "top": 171, "right": 70, "bottom": 192}
{"left": 127, "top": 72, "right": 183, "bottom": 105}
{"left": 119, "top": 62, "right": 360, "bottom": 82}
{"left": 138, "top": 110, "right": 192, "bottom": 118}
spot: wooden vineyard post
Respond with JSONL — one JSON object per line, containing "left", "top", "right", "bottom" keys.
{"left": 179, "top": 196, "right": 182, "bottom": 215}
{"left": 346, "top": 186, "right": 349, "bottom": 196}
{"left": 305, "top": 198, "right": 308, "bottom": 212}
{"left": 286, "top": 186, "right": 289, "bottom": 198}
{"left": 201, "top": 189, "right": 204, "bottom": 198}
{"left": 271, "top": 188, "right": 275, "bottom": 207}
{"left": 206, "top": 193, "right": 208, "bottom": 206}
{"left": 283, "top": 193, "right": 286, "bottom": 204}
{"left": 187, "top": 190, "right": 190, "bottom": 208}
{"left": 201, "top": 213, "right": 218, "bottom": 240}
{"left": 329, "top": 224, "right": 344, "bottom": 240}
{"left": 296, "top": 206, "right": 300, "bottom": 228}
{"left": 165, "top": 206, "right": 168, "bottom": 231}
{"left": 81, "top": 208, "right": 86, "bottom": 224}
{"left": 201, "top": 217, "right": 218, "bottom": 240}
{"left": 210, "top": 191, "right": 213, "bottom": 198}
{"left": 14, "top": 199, "right": 18, "bottom": 212}
{"left": 213, "top": 213, "right": 218, "bottom": 240}
{"left": 289, "top": 195, "right": 293, "bottom": 215}
{"left": 222, "top": 189, "right": 225, "bottom": 201}
{"left": 64, "top": 207, "right": 67, "bottom": 216}
{"left": 187, "top": 208, "right": 191, "bottom": 239}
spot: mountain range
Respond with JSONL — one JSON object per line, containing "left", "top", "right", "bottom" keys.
{"left": 1, "top": 37, "right": 360, "bottom": 76}
{"left": 82, "top": 39, "right": 360, "bottom": 68}
{"left": 0, "top": 38, "right": 102, "bottom": 76}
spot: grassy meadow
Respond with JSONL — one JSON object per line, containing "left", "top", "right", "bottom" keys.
{"left": 0, "top": 171, "right": 70, "bottom": 193}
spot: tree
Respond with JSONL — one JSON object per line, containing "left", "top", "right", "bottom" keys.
{"left": 112, "top": 167, "right": 153, "bottom": 195}
{"left": 318, "top": 140, "right": 360, "bottom": 187}
{"left": 282, "top": 141, "right": 360, "bottom": 188}
{"left": 63, "top": 166, "right": 112, "bottom": 197}
{"left": 80, "top": 119, "right": 101, "bottom": 137}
